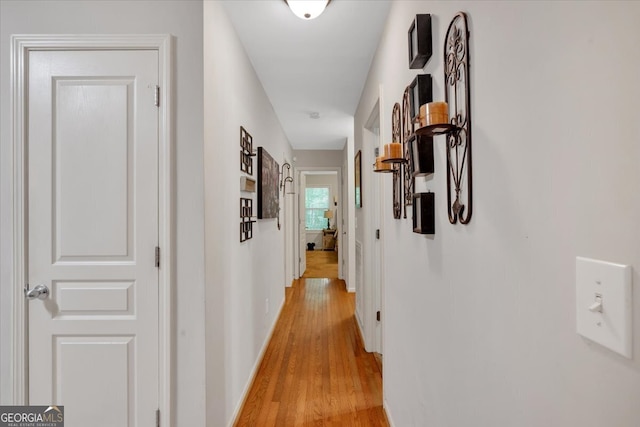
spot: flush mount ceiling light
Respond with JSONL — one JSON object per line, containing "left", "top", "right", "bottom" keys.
{"left": 285, "top": 0, "right": 331, "bottom": 20}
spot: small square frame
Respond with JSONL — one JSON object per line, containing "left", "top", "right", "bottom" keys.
{"left": 408, "top": 14, "right": 433, "bottom": 69}
{"left": 409, "top": 74, "right": 433, "bottom": 123}
{"left": 410, "top": 134, "right": 434, "bottom": 177}
{"left": 413, "top": 192, "right": 435, "bottom": 235}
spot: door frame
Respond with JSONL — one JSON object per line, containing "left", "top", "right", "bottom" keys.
{"left": 10, "top": 35, "right": 173, "bottom": 421}
{"left": 294, "top": 167, "right": 343, "bottom": 280}
{"left": 363, "top": 93, "right": 385, "bottom": 354}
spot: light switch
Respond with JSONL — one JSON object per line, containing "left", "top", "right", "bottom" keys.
{"left": 576, "top": 257, "right": 632, "bottom": 358}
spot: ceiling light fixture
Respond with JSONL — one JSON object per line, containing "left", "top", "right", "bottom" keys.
{"left": 285, "top": 0, "right": 331, "bottom": 20}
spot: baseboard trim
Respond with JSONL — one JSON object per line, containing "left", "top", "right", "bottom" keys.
{"left": 384, "top": 397, "right": 396, "bottom": 427}
{"left": 227, "top": 296, "right": 285, "bottom": 427}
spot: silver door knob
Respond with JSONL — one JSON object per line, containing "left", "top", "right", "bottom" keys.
{"left": 25, "top": 284, "right": 49, "bottom": 300}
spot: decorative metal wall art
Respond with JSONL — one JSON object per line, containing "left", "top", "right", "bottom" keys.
{"left": 443, "top": 12, "right": 472, "bottom": 224}
{"left": 401, "top": 86, "right": 414, "bottom": 218}
{"left": 408, "top": 14, "right": 433, "bottom": 69}
{"left": 414, "top": 12, "right": 473, "bottom": 225}
{"left": 391, "top": 103, "right": 402, "bottom": 219}
{"left": 240, "top": 126, "right": 254, "bottom": 174}
{"left": 240, "top": 198, "right": 255, "bottom": 242}
{"left": 279, "top": 162, "right": 293, "bottom": 196}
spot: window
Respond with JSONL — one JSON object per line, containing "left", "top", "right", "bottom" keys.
{"left": 305, "top": 187, "right": 330, "bottom": 230}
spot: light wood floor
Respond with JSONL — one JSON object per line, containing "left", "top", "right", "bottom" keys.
{"left": 302, "top": 250, "right": 339, "bottom": 279}
{"left": 234, "top": 278, "right": 388, "bottom": 426}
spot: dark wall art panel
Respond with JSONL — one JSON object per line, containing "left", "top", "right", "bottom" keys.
{"left": 257, "top": 147, "right": 280, "bottom": 219}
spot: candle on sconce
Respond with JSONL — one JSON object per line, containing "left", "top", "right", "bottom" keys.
{"left": 419, "top": 101, "right": 449, "bottom": 127}
{"left": 374, "top": 156, "right": 393, "bottom": 172}
{"left": 384, "top": 142, "right": 403, "bottom": 160}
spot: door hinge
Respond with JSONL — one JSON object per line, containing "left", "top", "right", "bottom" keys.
{"left": 376, "top": 311, "right": 381, "bottom": 321}
{"left": 154, "top": 85, "right": 160, "bottom": 107}
{"left": 156, "top": 409, "right": 160, "bottom": 427}
{"left": 375, "top": 229, "right": 380, "bottom": 239}
{"left": 155, "top": 246, "right": 160, "bottom": 268}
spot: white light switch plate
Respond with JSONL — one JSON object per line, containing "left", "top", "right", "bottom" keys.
{"left": 576, "top": 257, "right": 632, "bottom": 358}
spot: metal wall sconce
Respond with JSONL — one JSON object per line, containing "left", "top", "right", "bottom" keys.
{"left": 408, "top": 14, "right": 433, "bottom": 69}
{"left": 279, "top": 162, "right": 294, "bottom": 197}
{"left": 382, "top": 103, "right": 404, "bottom": 164}
{"left": 415, "top": 12, "right": 472, "bottom": 225}
{"left": 372, "top": 103, "right": 403, "bottom": 219}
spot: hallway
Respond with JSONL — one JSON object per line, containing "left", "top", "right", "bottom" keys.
{"left": 235, "top": 278, "right": 387, "bottom": 426}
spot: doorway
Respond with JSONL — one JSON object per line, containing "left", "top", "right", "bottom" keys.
{"left": 294, "top": 168, "right": 343, "bottom": 281}
{"left": 362, "top": 98, "right": 384, "bottom": 356}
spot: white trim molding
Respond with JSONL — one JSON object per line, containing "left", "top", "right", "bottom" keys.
{"left": 10, "top": 34, "right": 174, "bottom": 424}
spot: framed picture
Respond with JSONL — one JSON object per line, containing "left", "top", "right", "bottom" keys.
{"left": 413, "top": 192, "right": 435, "bottom": 234}
{"left": 410, "top": 134, "right": 434, "bottom": 177}
{"left": 257, "top": 147, "right": 280, "bottom": 219}
{"left": 355, "top": 150, "right": 362, "bottom": 208}
{"left": 409, "top": 74, "right": 433, "bottom": 123}
{"left": 408, "top": 14, "right": 433, "bottom": 69}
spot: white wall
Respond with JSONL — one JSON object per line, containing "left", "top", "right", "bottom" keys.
{"left": 0, "top": 2, "right": 207, "bottom": 425}
{"left": 204, "top": 2, "right": 293, "bottom": 425}
{"left": 355, "top": 2, "right": 640, "bottom": 426}
{"left": 293, "top": 149, "right": 344, "bottom": 168}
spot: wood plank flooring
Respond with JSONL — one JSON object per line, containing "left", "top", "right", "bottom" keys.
{"left": 235, "top": 278, "right": 388, "bottom": 427}
{"left": 302, "top": 250, "right": 339, "bottom": 279}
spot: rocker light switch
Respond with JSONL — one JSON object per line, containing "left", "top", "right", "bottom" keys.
{"left": 576, "top": 257, "right": 632, "bottom": 358}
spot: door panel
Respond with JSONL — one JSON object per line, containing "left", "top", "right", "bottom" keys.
{"left": 55, "top": 79, "right": 133, "bottom": 260}
{"left": 27, "top": 50, "right": 159, "bottom": 427}
{"left": 298, "top": 172, "right": 307, "bottom": 277}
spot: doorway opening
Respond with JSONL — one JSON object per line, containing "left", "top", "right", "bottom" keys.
{"left": 294, "top": 168, "right": 343, "bottom": 281}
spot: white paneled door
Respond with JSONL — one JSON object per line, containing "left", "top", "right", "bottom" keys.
{"left": 27, "top": 50, "right": 159, "bottom": 427}
{"left": 298, "top": 171, "right": 307, "bottom": 277}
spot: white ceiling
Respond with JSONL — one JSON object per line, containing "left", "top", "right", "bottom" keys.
{"left": 222, "top": 0, "right": 391, "bottom": 150}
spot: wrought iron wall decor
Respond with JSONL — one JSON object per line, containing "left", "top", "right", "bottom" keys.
{"left": 391, "top": 103, "right": 402, "bottom": 219}
{"left": 279, "top": 162, "right": 293, "bottom": 196}
{"left": 240, "top": 197, "right": 255, "bottom": 242}
{"left": 240, "top": 126, "right": 254, "bottom": 175}
{"left": 401, "top": 86, "right": 414, "bottom": 219}
{"left": 408, "top": 14, "right": 433, "bottom": 69}
{"left": 415, "top": 12, "right": 473, "bottom": 225}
